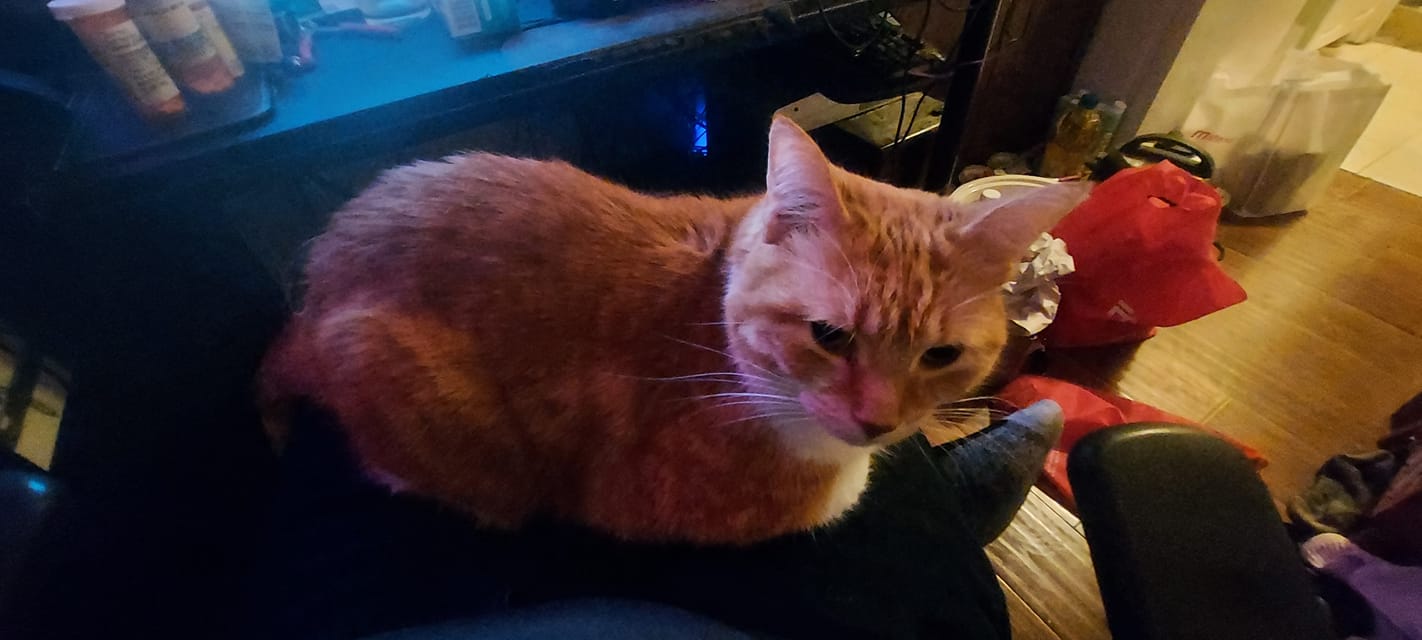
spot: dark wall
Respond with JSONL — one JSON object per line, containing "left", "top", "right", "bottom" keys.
{"left": 954, "top": 0, "right": 1108, "bottom": 169}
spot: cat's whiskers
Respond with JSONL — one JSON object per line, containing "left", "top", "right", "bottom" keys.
{"left": 640, "top": 368, "right": 803, "bottom": 422}
{"left": 704, "top": 399, "right": 801, "bottom": 410}
{"left": 717, "top": 410, "right": 810, "bottom": 428}
{"left": 942, "top": 395, "right": 1002, "bottom": 405}
{"left": 933, "top": 406, "right": 1011, "bottom": 418}
{"left": 946, "top": 288, "right": 1004, "bottom": 314}
{"left": 932, "top": 412, "right": 1001, "bottom": 423}
{"left": 934, "top": 397, "right": 1008, "bottom": 416}
{"left": 930, "top": 414, "right": 1011, "bottom": 437}
{"left": 674, "top": 381, "right": 803, "bottom": 418}
{"left": 659, "top": 335, "right": 782, "bottom": 380}
{"left": 634, "top": 370, "right": 785, "bottom": 387}
{"left": 933, "top": 409, "right": 998, "bottom": 419}
{"left": 693, "top": 391, "right": 798, "bottom": 403}
{"left": 693, "top": 398, "right": 802, "bottom": 418}
{"left": 931, "top": 415, "right": 1039, "bottom": 477}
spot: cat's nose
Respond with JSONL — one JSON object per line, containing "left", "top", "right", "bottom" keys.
{"left": 857, "top": 420, "right": 896, "bottom": 438}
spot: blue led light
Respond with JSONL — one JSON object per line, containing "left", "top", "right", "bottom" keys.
{"left": 692, "top": 88, "right": 708, "bottom": 156}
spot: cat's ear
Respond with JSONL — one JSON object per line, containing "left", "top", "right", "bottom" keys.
{"left": 764, "top": 116, "right": 844, "bottom": 244}
{"left": 955, "top": 182, "right": 1089, "bottom": 259}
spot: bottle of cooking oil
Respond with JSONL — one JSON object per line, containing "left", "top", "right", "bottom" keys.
{"left": 1039, "top": 92, "right": 1102, "bottom": 178}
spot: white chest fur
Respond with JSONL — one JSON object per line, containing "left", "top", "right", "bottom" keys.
{"left": 766, "top": 416, "right": 876, "bottom": 523}
{"left": 818, "top": 452, "right": 873, "bottom": 523}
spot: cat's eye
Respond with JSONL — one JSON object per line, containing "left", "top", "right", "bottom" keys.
{"left": 920, "top": 345, "right": 963, "bottom": 369}
{"left": 809, "top": 321, "right": 853, "bottom": 356}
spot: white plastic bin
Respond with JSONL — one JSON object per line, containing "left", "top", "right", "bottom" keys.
{"left": 1181, "top": 52, "right": 1389, "bottom": 217}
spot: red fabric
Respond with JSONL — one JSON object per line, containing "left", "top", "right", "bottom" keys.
{"left": 999, "top": 375, "right": 1268, "bottom": 507}
{"left": 1044, "top": 161, "right": 1247, "bottom": 348}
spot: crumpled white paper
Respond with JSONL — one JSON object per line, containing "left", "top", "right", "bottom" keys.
{"left": 1002, "top": 233, "right": 1075, "bottom": 336}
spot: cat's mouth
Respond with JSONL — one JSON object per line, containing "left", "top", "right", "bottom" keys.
{"left": 823, "top": 420, "right": 904, "bottom": 447}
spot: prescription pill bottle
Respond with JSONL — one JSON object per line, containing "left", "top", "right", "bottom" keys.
{"left": 187, "top": 0, "right": 243, "bottom": 77}
{"left": 433, "top": 0, "right": 518, "bottom": 41}
{"left": 207, "top": 0, "right": 282, "bottom": 63}
{"left": 127, "top": 0, "right": 233, "bottom": 94}
{"left": 49, "top": 0, "right": 187, "bottom": 119}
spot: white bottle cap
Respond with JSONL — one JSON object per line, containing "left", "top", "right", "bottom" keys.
{"left": 49, "top": 0, "right": 125, "bottom": 21}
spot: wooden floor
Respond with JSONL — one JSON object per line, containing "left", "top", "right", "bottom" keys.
{"left": 993, "top": 171, "right": 1422, "bottom": 640}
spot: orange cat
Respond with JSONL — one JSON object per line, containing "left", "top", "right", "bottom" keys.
{"left": 260, "top": 117, "right": 1086, "bottom": 545}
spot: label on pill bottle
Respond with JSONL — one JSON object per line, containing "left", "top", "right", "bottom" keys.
{"left": 90, "top": 20, "right": 183, "bottom": 106}
{"left": 129, "top": 0, "right": 218, "bottom": 67}
{"left": 440, "top": 0, "right": 484, "bottom": 37}
{"left": 191, "top": 2, "right": 244, "bottom": 76}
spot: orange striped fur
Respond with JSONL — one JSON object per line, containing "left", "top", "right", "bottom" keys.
{"left": 259, "top": 118, "right": 1086, "bottom": 544}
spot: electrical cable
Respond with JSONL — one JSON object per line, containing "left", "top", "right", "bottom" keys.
{"left": 890, "top": 0, "right": 934, "bottom": 146}
{"left": 892, "top": 0, "right": 996, "bottom": 147}
{"left": 896, "top": 55, "right": 985, "bottom": 146}
{"left": 811, "top": 0, "right": 999, "bottom": 148}
{"left": 812, "top": 0, "right": 887, "bottom": 54}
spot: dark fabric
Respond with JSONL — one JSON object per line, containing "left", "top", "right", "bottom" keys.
{"left": 1290, "top": 392, "right": 1422, "bottom": 566}
{"left": 367, "top": 599, "right": 757, "bottom": 640}
{"left": 1313, "top": 573, "right": 1377, "bottom": 639}
{"left": 1306, "top": 535, "right": 1422, "bottom": 640}
{"left": 0, "top": 191, "right": 289, "bottom": 640}
{"left": 250, "top": 405, "right": 1008, "bottom": 640}
{"left": 1380, "top": 391, "right": 1422, "bottom": 456}
{"left": 1354, "top": 492, "right": 1422, "bottom": 567}
{"left": 0, "top": 470, "right": 60, "bottom": 604}
{"left": 1288, "top": 450, "right": 1399, "bottom": 536}
{"left": 0, "top": 312, "right": 284, "bottom": 640}
{"left": 1354, "top": 452, "right": 1422, "bottom": 567}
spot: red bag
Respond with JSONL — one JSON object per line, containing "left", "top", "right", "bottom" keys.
{"left": 1044, "top": 161, "right": 1247, "bottom": 347}
{"left": 998, "top": 375, "right": 1267, "bottom": 508}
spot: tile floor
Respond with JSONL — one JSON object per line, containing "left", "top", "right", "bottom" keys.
{"left": 1329, "top": 38, "right": 1422, "bottom": 196}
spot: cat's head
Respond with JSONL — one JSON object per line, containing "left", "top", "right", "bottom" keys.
{"left": 724, "top": 117, "right": 1086, "bottom": 457}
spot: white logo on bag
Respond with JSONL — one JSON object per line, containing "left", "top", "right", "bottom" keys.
{"left": 1108, "top": 301, "right": 1136, "bottom": 323}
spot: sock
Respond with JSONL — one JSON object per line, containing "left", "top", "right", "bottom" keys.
{"left": 1302, "top": 533, "right": 1422, "bottom": 640}
{"left": 933, "top": 399, "right": 1064, "bottom": 545}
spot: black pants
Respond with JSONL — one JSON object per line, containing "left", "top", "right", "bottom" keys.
{"left": 251, "top": 405, "right": 1009, "bottom": 640}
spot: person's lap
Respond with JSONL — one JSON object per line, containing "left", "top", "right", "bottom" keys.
{"left": 250, "top": 405, "right": 1008, "bottom": 640}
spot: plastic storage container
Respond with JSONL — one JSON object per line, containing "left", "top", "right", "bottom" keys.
{"left": 946, "top": 175, "right": 1059, "bottom": 205}
{"left": 1182, "top": 52, "right": 1389, "bottom": 217}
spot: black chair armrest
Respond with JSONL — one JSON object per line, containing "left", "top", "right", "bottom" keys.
{"left": 1067, "top": 424, "right": 1332, "bottom": 640}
